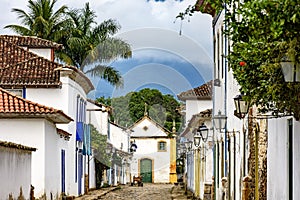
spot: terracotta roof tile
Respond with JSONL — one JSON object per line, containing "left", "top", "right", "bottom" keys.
{"left": 0, "top": 35, "right": 62, "bottom": 49}
{"left": 180, "top": 108, "right": 212, "bottom": 137}
{"left": 0, "top": 37, "right": 61, "bottom": 88}
{"left": 177, "top": 80, "right": 212, "bottom": 100}
{"left": 57, "top": 128, "right": 72, "bottom": 140}
{"left": 0, "top": 88, "right": 72, "bottom": 123}
{"left": 0, "top": 140, "right": 36, "bottom": 151}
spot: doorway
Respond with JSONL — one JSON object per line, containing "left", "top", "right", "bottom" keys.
{"left": 140, "top": 158, "right": 152, "bottom": 183}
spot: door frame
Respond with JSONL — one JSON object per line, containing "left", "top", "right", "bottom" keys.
{"left": 139, "top": 158, "right": 154, "bottom": 183}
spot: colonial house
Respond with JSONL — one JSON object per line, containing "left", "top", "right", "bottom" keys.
{"left": 86, "top": 99, "right": 132, "bottom": 187}
{"left": 129, "top": 114, "right": 177, "bottom": 184}
{"left": 0, "top": 88, "right": 72, "bottom": 199}
{"left": 194, "top": 1, "right": 300, "bottom": 199}
{"left": 177, "top": 81, "right": 213, "bottom": 199}
{"left": 109, "top": 122, "right": 132, "bottom": 185}
{"left": 0, "top": 35, "right": 94, "bottom": 198}
{"left": 0, "top": 140, "right": 36, "bottom": 200}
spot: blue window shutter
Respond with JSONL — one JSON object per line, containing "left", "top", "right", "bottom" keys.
{"left": 61, "top": 149, "right": 65, "bottom": 193}
{"left": 76, "top": 122, "right": 84, "bottom": 141}
{"left": 83, "top": 124, "right": 91, "bottom": 155}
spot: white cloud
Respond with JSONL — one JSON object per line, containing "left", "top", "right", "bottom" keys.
{"left": 1, "top": 0, "right": 214, "bottom": 97}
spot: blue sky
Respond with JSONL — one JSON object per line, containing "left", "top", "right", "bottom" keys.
{"left": 0, "top": 0, "right": 213, "bottom": 99}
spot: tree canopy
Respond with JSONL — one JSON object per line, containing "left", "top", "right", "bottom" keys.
{"left": 6, "top": 0, "right": 132, "bottom": 87}
{"left": 96, "top": 88, "right": 183, "bottom": 132}
{"left": 58, "top": 3, "right": 131, "bottom": 86}
{"left": 183, "top": 0, "right": 300, "bottom": 119}
{"left": 224, "top": 0, "right": 300, "bottom": 119}
{"left": 5, "top": 0, "right": 69, "bottom": 40}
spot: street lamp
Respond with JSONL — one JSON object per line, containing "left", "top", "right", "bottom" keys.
{"left": 184, "top": 141, "right": 193, "bottom": 151}
{"left": 130, "top": 140, "right": 137, "bottom": 152}
{"left": 213, "top": 110, "right": 227, "bottom": 131}
{"left": 194, "top": 123, "right": 209, "bottom": 147}
{"left": 280, "top": 55, "right": 300, "bottom": 82}
{"left": 234, "top": 94, "right": 250, "bottom": 119}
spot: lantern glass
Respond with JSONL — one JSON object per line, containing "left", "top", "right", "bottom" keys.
{"left": 194, "top": 131, "right": 201, "bottom": 147}
{"left": 234, "top": 94, "right": 250, "bottom": 119}
{"left": 280, "top": 58, "right": 300, "bottom": 82}
{"left": 130, "top": 140, "right": 137, "bottom": 152}
{"left": 198, "top": 123, "right": 209, "bottom": 142}
{"left": 213, "top": 110, "right": 227, "bottom": 130}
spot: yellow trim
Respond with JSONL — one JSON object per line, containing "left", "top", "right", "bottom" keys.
{"left": 169, "top": 137, "right": 177, "bottom": 183}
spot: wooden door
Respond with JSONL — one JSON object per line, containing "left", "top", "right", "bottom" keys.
{"left": 140, "top": 158, "right": 152, "bottom": 183}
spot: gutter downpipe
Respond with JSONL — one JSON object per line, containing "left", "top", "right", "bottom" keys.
{"left": 212, "top": 16, "right": 217, "bottom": 200}
{"left": 224, "top": 4, "right": 229, "bottom": 199}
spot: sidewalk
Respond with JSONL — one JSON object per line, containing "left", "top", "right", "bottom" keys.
{"left": 74, "top": 186, "right": 120, "bottom": 200}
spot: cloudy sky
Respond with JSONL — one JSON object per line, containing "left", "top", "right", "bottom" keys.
{"left": 0, "top": 0, "right": 213, "bottom": 99}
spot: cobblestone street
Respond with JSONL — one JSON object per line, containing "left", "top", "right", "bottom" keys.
{"left": 75, "top": 183, "right": 191, "bottom": 200}
{"left": 99, "top": 183, "right": 189, "bottom": 200}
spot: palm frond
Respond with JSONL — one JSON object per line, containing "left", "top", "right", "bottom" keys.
{"left": 85, "top": 65, "right": 123, "bottom": 87}
{"left": 11, "top": 8, "right": 33, "bottom": 27}
{"left": 4, "top": 25, "right": 33, "bottom": 36}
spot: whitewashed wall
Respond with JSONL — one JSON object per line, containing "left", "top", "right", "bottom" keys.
{"left": 86, "top": 101, "right": 108, "bottom": 135}
{"left": 268, "top": 118, "right": 300, "bottom": 200}
{"left": 0, "top": 119, "right": 46, "bottom": 197}
{"left": 45, "top": 120, "right": 69, "bottom": 199}
{"left": 185, "top": 99, "right": 212, "bottom": 125}
{"left": 131, "top": 138, "right": 170, "bottom": 183}
{"left": 212, "top": 8, "right": 246, "bottom": 200}
{"left": 28, "top": 48, "right": 52, "bottom": 60}
{"left": 109, "top": 123, "right": 130, "bottom": 152}
{"left": 0, "top": 146, "right": 32, "bottom": 200}
{"left": 26, "top": 76, "right": 88, "bottom": 197}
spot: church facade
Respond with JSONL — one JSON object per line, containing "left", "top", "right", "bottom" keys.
{"left": 129, "top": 115, "right": 177, "bottom": 183}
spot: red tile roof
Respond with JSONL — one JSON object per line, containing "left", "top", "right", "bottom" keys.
{"left": 0, "top": 35, "right": 62, "bottom": 49}
{"left": 177, "top": 80, "right": 212, "bottom": 101}
{"left": 0, "top": 37, "right": 61, "bottom": 88}
{"left": 180, "top": 108, "right": 212, "bottom": 137}
{"left": 57, "top": 128, "right": 72, "bottom": 140}
{"left": 0, "top": 88, "right": 73, "bottom": 123}
{"left": 0, "top": 140, "right": 36, "bottom": 151}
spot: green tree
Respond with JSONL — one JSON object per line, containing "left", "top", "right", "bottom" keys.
{"left": 5, "top": 0, "right": 69, "bottom": 41}
{"left": 222, "top": 0, "right": 300, "bottom": 119}
{"left": 90, "top": 124, "right": 111, "bottom": 188}
{"left": 59, "top": 3, "right": 132, "bottom": 86}
{"left": 96, "top": 89, "right": 183, "bottom": 132}
{"left": 187, "top": 0, "right": 300, "bottom": 119}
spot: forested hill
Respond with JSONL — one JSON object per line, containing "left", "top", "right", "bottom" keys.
{"left": 96, "top": 88, "right": 183, "bottom": 133}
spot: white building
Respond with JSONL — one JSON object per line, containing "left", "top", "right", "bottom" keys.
{"left": 0, "top": 35, "right": 95, "bottom": 198}
{"left": 0, "top": 88, "right": 72, "bottom": 199}
{"left": 0, "top": 140, "right": 36, "bottom": 200}
{"left": 178, "top": 81, "right": 213, "bottom": 199}
{"left": 129, "top": 115, "right": 177, "bottom": 183}
{"left": 109, "top": 122, "right": 131, "bottom": 185}
{"left": 268, "top": 118, "right": 300, "bottom": 199}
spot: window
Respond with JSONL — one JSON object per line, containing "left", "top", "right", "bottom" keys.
{"left": 158, "top": 141, "right": 166, "bottom": 151}
{"left": 7, "top": 88, "right": 24, "bottom": 98}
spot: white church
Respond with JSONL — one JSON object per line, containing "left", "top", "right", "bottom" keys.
{"left": 129, "top": 114, "right": 177, "bottom": 183}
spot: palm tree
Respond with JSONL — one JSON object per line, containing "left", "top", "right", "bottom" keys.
{"left": 5, "top": 0, "right": 69, "bottom": 41}
{"left": 58, "top": 3, "right": 132, "bottom": 86}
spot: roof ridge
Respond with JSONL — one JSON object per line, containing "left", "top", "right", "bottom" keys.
{"left": 0, "top": 35, "right": 62, "bottom": 49}
{"left": 0, "top": 37, "right": 62, "bottom": 68}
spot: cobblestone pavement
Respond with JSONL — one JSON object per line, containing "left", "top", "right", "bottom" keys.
{"left": 100, "top": 183, "right": 191, "bottom": 200}
{"left": 76, "top": 183, "right": 191, "bottom": 200}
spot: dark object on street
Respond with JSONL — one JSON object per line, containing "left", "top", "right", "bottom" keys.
{"left": 131, "top": 176, "right": 143, "bottom": 187}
